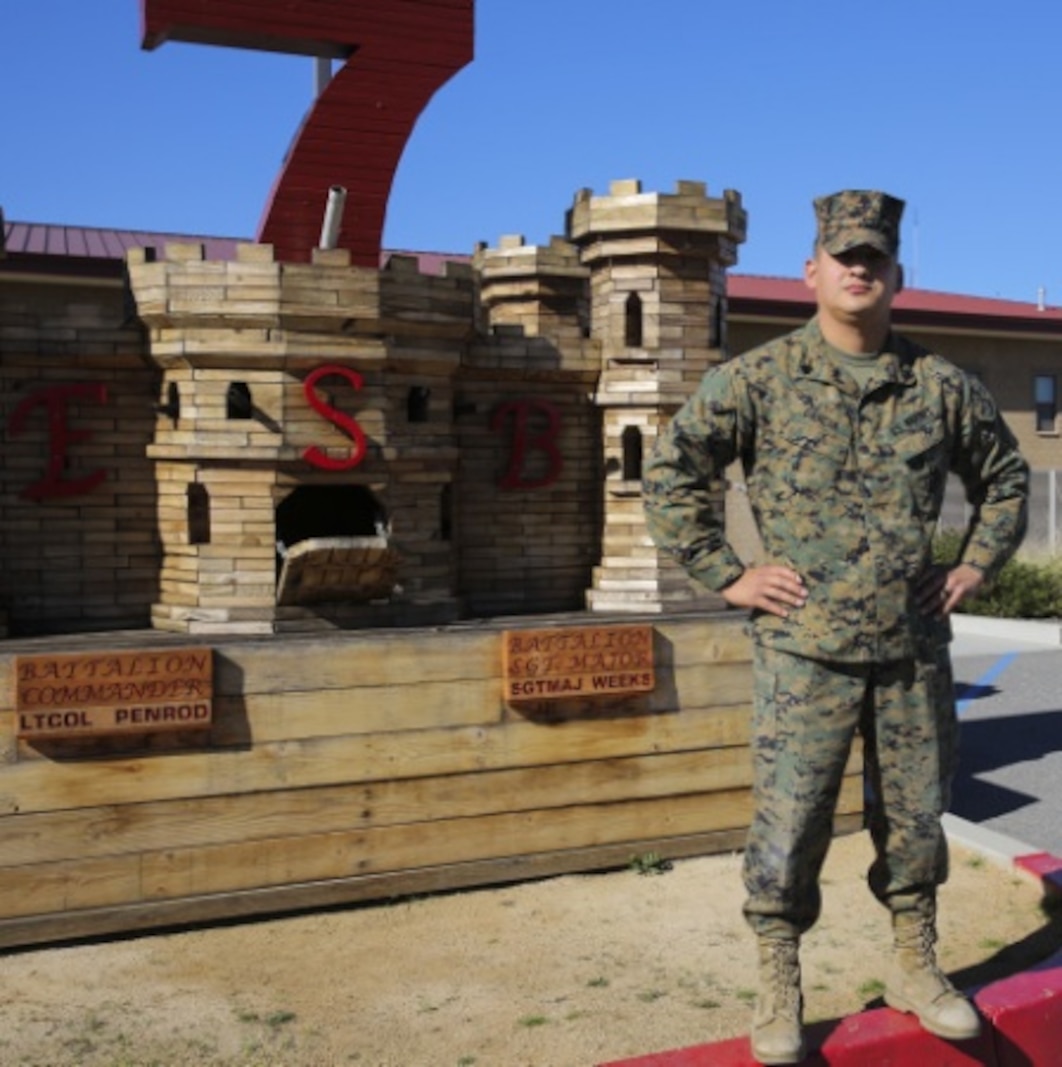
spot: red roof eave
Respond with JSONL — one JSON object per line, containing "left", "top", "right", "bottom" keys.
{"left": 727, "top": 274, "right": 1062, "bottom": 336}
{"left": 6, "top": 218, "right": 1062, "bottom": 335}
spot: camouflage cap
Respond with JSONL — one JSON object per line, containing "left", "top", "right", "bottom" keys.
{"left": 814, "top": 189, "right": 904, "bottom": 256}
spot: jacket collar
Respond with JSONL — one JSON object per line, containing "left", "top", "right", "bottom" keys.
{"left": 793, "top": 318, "right": 918, "bottom": 392}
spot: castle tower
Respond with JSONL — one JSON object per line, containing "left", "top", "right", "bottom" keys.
{"left": 126, "top": 242, "right": 472, "bottom": 634}
{"left": 473, "top": 233, "right": 589, "bottom": 346}
{"left": 459, "top": 235, "right": 600, "bottom": 615}
{"left": 567, "top": 179, "right": 747, "bottom": 613}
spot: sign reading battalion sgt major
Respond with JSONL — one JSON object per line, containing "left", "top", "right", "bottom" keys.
{"left": 15, "top": 648, "right": 213, "bottom": 739}
{"left": 502, "top": 625, "right": 655, "bottom": 702}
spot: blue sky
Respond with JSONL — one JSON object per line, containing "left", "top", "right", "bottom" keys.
{"left": 3, "top": 2, "right": 1061, "bottom": 302}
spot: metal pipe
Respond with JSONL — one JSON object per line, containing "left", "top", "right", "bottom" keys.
{"left": 314, "top": 57, "right": 332, "bottom": 96}
{"left": 318, "top": 185, "right": 347, "bottom": 250}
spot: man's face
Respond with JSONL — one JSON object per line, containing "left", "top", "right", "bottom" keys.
{"left": 804, "top": 244, "right": 902, "bottom": 327}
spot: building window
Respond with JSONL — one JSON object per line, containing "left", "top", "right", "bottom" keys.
{"left": 710, "top": 296, "right": 725, "bottom": 349}
{"left": 227, "top": 381, "right": 253, "bottom": 419}
{"left": 407, "top": 385, "right": 431, "bottom": 423}
{"left": 439, "top": 484, "right": 452, "bottom": 541}
{"left": 1035, "top": 374, "right": 1057, "bottom": 433}
{"left": 187, "top": 484, "right": 211, "bottom": 545}
{"left": 621, "top": 425, "right": 643, "bottom": 481}
{"left": 157, "top": 380, "right": 180, "bottom": 422}
{"left": 624, "top": 292, "right": 643, "bottom": 348}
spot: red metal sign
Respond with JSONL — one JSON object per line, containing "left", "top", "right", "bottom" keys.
{"left": 141, "top": 0, "right": 474, "bottom": 265}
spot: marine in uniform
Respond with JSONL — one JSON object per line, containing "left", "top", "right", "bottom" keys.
{"left": 642, "top": 190, "right": 1029, "bottom": 1064}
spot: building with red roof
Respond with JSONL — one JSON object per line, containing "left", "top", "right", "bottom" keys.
{"left": 6, "top": 214, "right": 1062, "bottom": 475}
{"left": 1, "top": 200, "right": 1060, "bottom": 639}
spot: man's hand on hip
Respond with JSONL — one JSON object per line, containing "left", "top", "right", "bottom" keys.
{"left": 722, "top": 566, "right": 807, "bottom": 618}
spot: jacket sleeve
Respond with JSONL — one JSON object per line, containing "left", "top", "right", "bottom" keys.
{"left": 952, "top": 375, "right": 1029, "bottom": 581}
{"left": 642, "top": 363, "right": 751, "bottom": 592}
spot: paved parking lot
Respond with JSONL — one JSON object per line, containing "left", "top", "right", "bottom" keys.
{"left": 949, "top": 618, "right": 1062, "bottom": 856}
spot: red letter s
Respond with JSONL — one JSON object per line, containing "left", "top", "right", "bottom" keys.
{"left": 302, "top": 365, "right": 368, "bottom": 471}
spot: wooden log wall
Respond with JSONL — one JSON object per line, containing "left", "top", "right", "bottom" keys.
{"left": 0, "top": 614, "right": 863, "bottom": 949}
{"left": 0, "top": 277, "right": 160, "bottom": 635}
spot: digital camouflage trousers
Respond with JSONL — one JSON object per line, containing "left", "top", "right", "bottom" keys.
{"left": 742, "top": 642, "right": 959, "bottom": 939}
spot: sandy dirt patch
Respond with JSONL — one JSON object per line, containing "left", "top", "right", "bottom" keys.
{"left": 1, "top": 830, "right": 1059, "bottom": 1067}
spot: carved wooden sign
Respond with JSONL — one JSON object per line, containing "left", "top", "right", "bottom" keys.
{"left": 15, "top": 648, "right": 213, "bottom": 739}
{"left": 502, "top": 625, "right": 654, "bottom": 702}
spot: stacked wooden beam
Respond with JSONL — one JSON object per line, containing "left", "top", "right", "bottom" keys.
{"left": 0, "top": 615, "right": 863, "bottom": 949}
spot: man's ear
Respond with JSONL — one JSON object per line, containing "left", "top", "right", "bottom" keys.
{"left": 895, "top": 262, "right": 905, "bottom": 295}
{"left": 803, "top": 256, "right": 818, "bottom": 292}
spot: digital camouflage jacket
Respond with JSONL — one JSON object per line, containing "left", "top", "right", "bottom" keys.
{"left": 643, "top": 319, "right": 1029, "bottom": 662}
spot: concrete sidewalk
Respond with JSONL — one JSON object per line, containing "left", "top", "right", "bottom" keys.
{"left": 951, "top": 613, "right": 1062, "bottom": 656}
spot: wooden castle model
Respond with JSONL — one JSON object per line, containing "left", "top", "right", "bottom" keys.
{"left": 118, "top": 179, "right": 747, "bottom": 635}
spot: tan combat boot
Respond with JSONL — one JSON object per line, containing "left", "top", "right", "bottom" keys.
{"left": 884, "top": 911, "right": 980, "bottom": 1040}
{"left": 751, "top": 936, "right": 805, "bottom": 1065}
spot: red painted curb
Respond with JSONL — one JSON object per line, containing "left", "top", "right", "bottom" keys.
{"left": 978, "top": 948, "right": 1062, "bottom": 1067}
{"left": 599, "top": 855, "right": 1062, "bottom": 1067}
{"left": 599, "top": 1012, "right": 992, "bottom": 1066}
{"left": 1014, "top": 853, "right": 1062, "bottom": 896}
{"left": 814, "top": 1007, "right": 993, "bottom": 1065}
{"left": 596, "top": 1033, "right": 750, "bottom": 1066}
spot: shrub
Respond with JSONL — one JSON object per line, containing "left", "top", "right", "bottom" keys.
{"left": 932, "top": 529, "right": 1062, "bottom": 619}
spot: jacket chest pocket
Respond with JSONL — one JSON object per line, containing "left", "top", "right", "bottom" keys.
{"left": 890, "top": 423, "right": 950, "bottom": 518}
{"left": 755, "top": 426, "right": 853, "bottom": 503}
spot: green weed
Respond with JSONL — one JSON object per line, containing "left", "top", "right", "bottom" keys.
{"left": 629, "top": 852, "right": 673, "bottom": 876}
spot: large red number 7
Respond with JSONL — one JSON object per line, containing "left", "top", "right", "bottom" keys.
{"left": 141, "top": 1, "right": 474, "bottom": 266}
